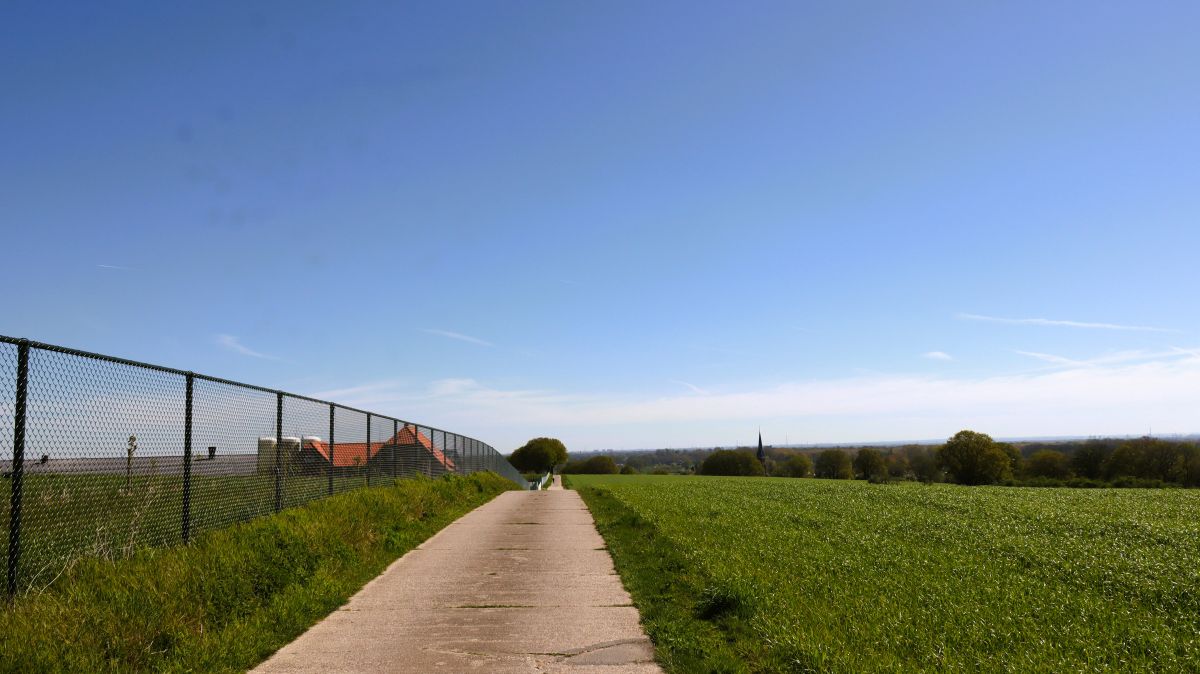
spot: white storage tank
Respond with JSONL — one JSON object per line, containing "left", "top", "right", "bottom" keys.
{"left": 257, "top": 437, "right": 277, "bottom": 475}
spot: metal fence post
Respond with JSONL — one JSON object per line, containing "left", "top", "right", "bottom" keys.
{"left": 274, "top": 392, "right": 283, "bottom": 513}
{"left": 365, "top": 413, "right": 371, "bottom": 487}
{"left": 392, "top": 419, "right": 398, "bottom": 479}
{"left": 7, "top": 339, "right": 29, "bottom": 598}
{"left": 328, "top": 404, "right": 335, "bottom": 496}
{"left": 182, "top": 372, "right": 193, "bottom": 544}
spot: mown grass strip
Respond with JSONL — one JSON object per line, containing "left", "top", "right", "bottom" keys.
{"left": 0, "top": 472, "right": 518, "bottom": 673}
{"left": 572, "top": 481, "right": 768, "bottom": 673}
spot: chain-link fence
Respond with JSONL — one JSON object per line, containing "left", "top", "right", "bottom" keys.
{"left": 0, "top": 335, "right": 527, "bottom": 597}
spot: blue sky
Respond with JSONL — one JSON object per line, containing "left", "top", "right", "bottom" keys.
{"left": 3, "top": 2, "right": 1199, "bottom": 451}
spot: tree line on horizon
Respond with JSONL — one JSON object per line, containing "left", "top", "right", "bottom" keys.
{"left": 562, "top": 433, "right": 1200, "bottom": 488}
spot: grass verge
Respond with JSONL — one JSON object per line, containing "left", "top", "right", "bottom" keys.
{"left": 571, "top": 480, "right": 761, "bottom": 673}
{"left": 0, "top": 472, "right": 518, "bottom": 673}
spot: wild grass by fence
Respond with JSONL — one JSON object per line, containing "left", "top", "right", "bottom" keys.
{"left": 0, "top": 473, "right": 519, "bottom": 672}
{"left": 0, "top": 335, "right": 526, "bottom": 598}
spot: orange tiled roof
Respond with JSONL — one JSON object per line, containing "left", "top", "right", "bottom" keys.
{"left": 302, "top": 425, "right": 456, "bottom": 469}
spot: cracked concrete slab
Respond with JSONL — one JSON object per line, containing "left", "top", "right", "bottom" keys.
{"left": 253, "top": 487, "right": 661, "bottom": 673}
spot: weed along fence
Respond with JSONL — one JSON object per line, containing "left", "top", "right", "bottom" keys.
{"left": 0, "top": 335, "right": 528, "bottom": 598}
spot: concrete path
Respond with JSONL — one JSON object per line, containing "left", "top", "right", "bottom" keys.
{"left": 253, "top": 486, "right": 660, "bottom": 673}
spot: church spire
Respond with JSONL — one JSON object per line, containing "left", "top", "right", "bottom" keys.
{"left": 757, "top": 429, "right": 766, "bottom": 464}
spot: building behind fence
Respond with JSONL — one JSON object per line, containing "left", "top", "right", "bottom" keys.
{"left": 0, "top": 336, "right": 527, "bottom": 598}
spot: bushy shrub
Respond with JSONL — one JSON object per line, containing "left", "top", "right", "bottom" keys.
{"left": 814, "top": 449, "right": 853, "bottom": 480}
{"left": 1110, "top": 476, "right": 1169, "bottom": 489}
{"left": 619, "top": 465, "right": 639, "bottom": 475}
{"left": 1015, "top": 476, "right": 1067, "bottom": 488}
{"left": 699, "top": 450, "right": 765, "bottom": 477}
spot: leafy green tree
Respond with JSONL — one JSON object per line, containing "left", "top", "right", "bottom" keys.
{"left": 906, "top": 446, "right": 942, "bottom": 483}
{"left": 1104, "top": 437, "right": 1189, "bottom": 482}
{"left": 937, "top": 430, "right": 1011, "bottom": 485}
{"left": 773, "top": 454, "right": 812, "bottom": 478}
{"left": 508, "top": 437, "right": 568, "bottom": 473}
{"left": 852, "top": 448, "right": 887, "bottom": 480}
{"left": 1179, "top": 444, "right": 1200, "bottom": 487}
{"left": 1025, "top": 450, "right": 1071, "bottom": 479}
{"left": 1071, "top": 441, "right": 1112, "bottom": 479}
{"left": 997, "top": 442, "right": 1022, "bottom": 475}
{"left": 561, "top": 455, "right": 619, "bottom": 474}
{"left": 699, "top": 450, "right": 765, "bottom": 477}
{"left": 885, "top": 452, "right": 910, "bottom": 479}
{"left": 814, "top": 449, "right": 853, "bottom": 479}
{"left": 619, "top": 464, "right": 638, "bottom": 475}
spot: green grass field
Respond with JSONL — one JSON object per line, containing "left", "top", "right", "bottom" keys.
{"left": 568, "top": 475, "right": 1200, "bottom": 673}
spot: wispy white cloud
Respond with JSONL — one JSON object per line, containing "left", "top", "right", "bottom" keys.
{"left": 1014, "top": 350, "right": 1089, "bottom": 367}
{"left": 1015, "top": 347, "right": 1199, "bottom": 369}
{"left": 55, "top": 350, "right": 1200, "bottom": 458}
{"left": 429, "top": 378, "right": 483, "bottom": 397}
{"left": 957, "top": 312, "right": 1173, "bottom": 333}
{"left": 303, "top": 347, "right": 1200, "bottom": 451}
{"left": 97, "top": 264, "right": 135, "bottom": 271}
{"left": 215, "top": 334, "right": 278, "bottom": 360}
{"left": 922, "top": 351, "right": 953, "bottom": 361}
{"left": 1171, "top": 346, "right": 1200, "bottom": 359}
{"left": 421, "top": 328, "right": 493, "bottom": 347}
{"left": 670, "top": 380, "right": 711, "bottom": 395}
{"left": 309, "top": 380, "right": 404, "bottom": 401}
